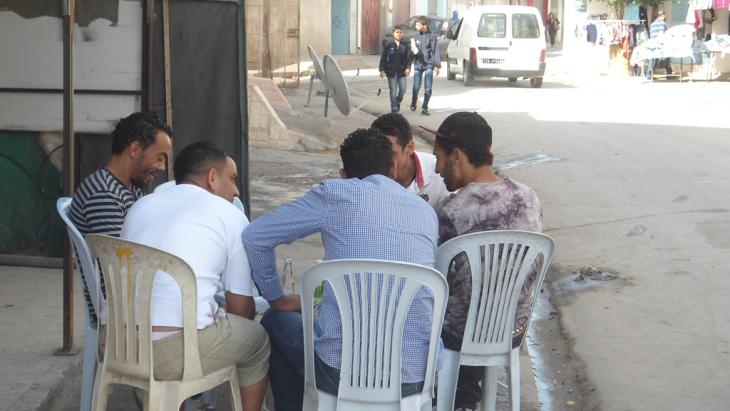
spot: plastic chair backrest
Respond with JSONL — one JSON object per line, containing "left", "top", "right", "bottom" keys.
{"left": 56, "top": 197, "right": 101, "bottom": 326}
{"left": 300, "top": 259, "right": 447, "bottom": 409}
{"left": 435, "top": 231, "right": 554, "bottom": 362}
{"left": 85, "top": 234, "right": 205, "bottom": 382}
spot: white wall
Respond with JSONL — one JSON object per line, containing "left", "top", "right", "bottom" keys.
{"left": 0, "top": 1, "right": 142, "bottom": 132}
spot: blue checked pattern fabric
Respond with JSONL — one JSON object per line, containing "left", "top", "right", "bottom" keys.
{"left": 242, "top": 175, "right": 442, "bottom": 384}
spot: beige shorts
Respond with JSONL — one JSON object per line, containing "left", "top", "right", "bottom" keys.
{"left": 153, "top": 312, "right": 270, "bottom": 387}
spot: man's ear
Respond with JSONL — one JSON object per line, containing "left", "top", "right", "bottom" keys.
{"left": 128, "top": 141, "right": 142, "bottom": 160}
{"left": 206, "top": 167, "right": 218, "bottom": 191}
{"left": 450, "top": 147, "right": 462, "bottom": 164}
{"left": 339, "top": 168, "right": 348, "bottom": 179}
{"left": 389, "top": 159, "right": 398, "bottom": 180}
{"left": 405, "top": 140, "right": 416, "bottom": 155}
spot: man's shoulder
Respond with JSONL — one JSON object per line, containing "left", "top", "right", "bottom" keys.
{"left": 415, "top": 151, "right": 437, "bottom": 170}
{"left": 446, "top": 178, "right": 538, "bottom": 206}
{"left": 75, "top": 169, "right": 126, "bottom": 200}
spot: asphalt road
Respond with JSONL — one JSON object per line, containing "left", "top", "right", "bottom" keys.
{"left": 349, "top": 59, "right": 730, "bottom": 410}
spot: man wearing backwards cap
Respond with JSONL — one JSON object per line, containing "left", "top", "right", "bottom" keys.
{"left": 421, "top": 112, "right": 543, "bottom": 409}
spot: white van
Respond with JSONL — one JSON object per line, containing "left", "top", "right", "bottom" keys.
{"left": 446, "top": 5, "right": 546, "bottom": 87}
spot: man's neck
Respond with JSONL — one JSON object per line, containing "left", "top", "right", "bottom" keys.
{"left": 104, "top": 155, "right": 132, "bottom": 189}
{"left": 397, "top": 155, "right": 417, "bottom": 188}
{"left": 468, "top": 165, "right": 501, "bottom": 185}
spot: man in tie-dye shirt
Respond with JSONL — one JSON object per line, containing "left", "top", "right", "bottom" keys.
{"left": 421, "top": 112, "right": 542, "bottom": 409}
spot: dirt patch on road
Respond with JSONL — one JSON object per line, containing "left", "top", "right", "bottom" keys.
{"left": 530, "top": 264, "right": 611, "bottom": 410}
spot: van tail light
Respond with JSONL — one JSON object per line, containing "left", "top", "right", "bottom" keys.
{"left": 539, "top": 49, "right": 546, "bottom": 63}
{"left": 469, "top": 48, "right": 477, "bottom": 63}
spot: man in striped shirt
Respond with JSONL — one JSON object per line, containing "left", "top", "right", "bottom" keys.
{"left": 648, "top": 10, "right": 672, "bottom": 79}
{"left": 70, "top": 111, "right": 172, "bottom": 326}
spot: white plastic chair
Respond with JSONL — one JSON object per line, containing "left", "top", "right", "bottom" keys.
{"left": 435, "top": 231, "right": 554, "bottom": 411}
{"left": 85, "top": 234, "right": 243, "bottom": 411}
{"left": 300, "top": 259, "right": 448, "bottom": 411}
{"left": 57, "top": 197, "right": 102, "bottom": 411}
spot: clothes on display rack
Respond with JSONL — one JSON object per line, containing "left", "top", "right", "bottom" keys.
{"left": 576, "top": 20, "right": 639, "bottom": 46}
{"left": 631, "top": 24, "right": 704, "bottom": 69}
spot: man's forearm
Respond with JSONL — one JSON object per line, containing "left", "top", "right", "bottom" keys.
{"left": 225, "top": 292, "right": 256, "bottom": 319}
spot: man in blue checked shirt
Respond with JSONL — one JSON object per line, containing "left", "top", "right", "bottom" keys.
{"left": 242, "top": 128, "right": 442, "bottom": 411}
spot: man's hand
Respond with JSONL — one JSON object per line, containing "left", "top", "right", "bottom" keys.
{"left": 380, "top": 71, "right": 385, "bottom": 79}
{"left": 410, "top": 38, "right": 419, "bottom": 54}
{"left": 269, "top": 294, "right": 301, "bottom": 312}
{"left": 405, "top": 68, "right": 410, "bottom": 76}
{"left": 434, "top": 67, "right": 440, "bottom": 77}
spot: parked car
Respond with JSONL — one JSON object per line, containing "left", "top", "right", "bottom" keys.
{"left": 446, "top": 5, "right": 546, "bottom": 87}
{"left": 382, "top": 15, "right": 451, "bottom": 59}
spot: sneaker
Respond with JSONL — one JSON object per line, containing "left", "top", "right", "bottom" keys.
{"left": 421, "top": 108, "right": 430, "bottom": 116}
{"left": 410, "top": 103, "right": 417, "bottom": 111}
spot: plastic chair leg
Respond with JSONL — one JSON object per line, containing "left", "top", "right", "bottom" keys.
{"left": 436, "top": 349, "right": 460, "bottom": 411}
{"left": 90, "top": 367, "right": 109, "bottom": 411}
{"left": 481, "top": 366, "right": 498, "bottom": 411}
{"left": 80, "top": 325, "right": 98, "bottom": 411}
{"left": 229, "top": 375, "right": 243, "bottom": 411}
{"left": 509, "top": 348, "right": 520, "bottom": 411}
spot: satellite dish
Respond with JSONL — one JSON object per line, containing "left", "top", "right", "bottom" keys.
{"left": 323, "top": 54, "right": 351, "bottom": 116}
{"left": 307, "top": 45, "right": 328, "bottom": 89}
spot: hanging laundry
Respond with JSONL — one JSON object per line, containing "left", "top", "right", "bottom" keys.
{"left": 711, "top": 0, "right": 728, "bottom": 9}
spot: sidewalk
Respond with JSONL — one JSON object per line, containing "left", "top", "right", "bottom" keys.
{"left": 3, "top": 52, "right": 538, "bottom": 411}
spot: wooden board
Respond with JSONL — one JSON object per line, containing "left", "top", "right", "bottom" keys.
{"left": 361, "top": 0, "right": 379, "bottom": 54}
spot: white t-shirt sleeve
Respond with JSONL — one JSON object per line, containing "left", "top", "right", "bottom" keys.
{"left": 221, "top": 214, "right": 254, "bottom": 296}
{"left": 428, "top": 175, "right": 451, "bottom": 212}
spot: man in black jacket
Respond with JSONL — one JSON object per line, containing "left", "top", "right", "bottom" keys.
{"left": 410, "top": 16, "right": 441, "bottom": 116}
{"left": 379, "top": 25, "right": 412, "bottom": 113}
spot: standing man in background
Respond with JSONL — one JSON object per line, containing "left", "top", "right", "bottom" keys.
{"left": 379, "top": 25, "right": 412, "bottom": 113}
{"left": 409, "top": 16, "right": 441, "bottom": 116}
{"left": 648, "top": 10, "right": 672, "bottom": 79}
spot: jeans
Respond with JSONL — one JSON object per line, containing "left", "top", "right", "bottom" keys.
{"left": 412, "top": 68, "right": 434, "bottom": 109}
{"left": 648, "top": 58, "right": 672, "bottom": 79}
{"left": 387, "top": 76, "right": 407, "bottom": 112}
{"left": 441, "top": 331, "right": 484, "bottom": 409}
{"left": 261, "top": 309, "right": 425, "bottom": 411}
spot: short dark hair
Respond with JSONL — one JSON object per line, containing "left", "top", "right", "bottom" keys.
{"left": 393, "top": 25, "right": 404, "bottom": 32}
{"left": 340, "top": 128, "right": 393, "bottom": 179}
{"left": 111, "top": 111, "right": 173, "bottom": 154}
{"left": 371, "top": 113, "right": 412, "bottom": 147}
{"left": 416, "top": 16, "right": 429, "bottom": 25}
{"left": 173, "top": 141, "right": 229, "bottom": 184}
{"left": 437, "top": 137, "right": 493, "bottom": 166}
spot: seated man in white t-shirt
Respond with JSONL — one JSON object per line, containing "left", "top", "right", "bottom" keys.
{"left": 371, "top": 112, "right": 450, "bottom": 212}
{"left": 121, "top": 142, "right": 269, "bottom": 411}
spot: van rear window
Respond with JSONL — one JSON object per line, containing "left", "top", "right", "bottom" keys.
{"left": 477, "top": 13, "right": 506, "bottom": 38}
{"left": 512, "top": 14, "right": 540, "bottom": 38}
